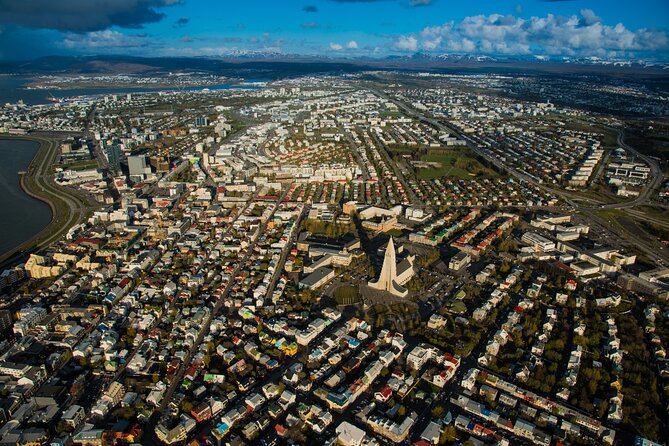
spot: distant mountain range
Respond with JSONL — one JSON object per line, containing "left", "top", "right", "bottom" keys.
{"left": 1, "top": 54, "right": 667, "bottom": 78}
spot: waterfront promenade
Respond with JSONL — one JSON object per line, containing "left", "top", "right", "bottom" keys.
{"left": 0, "top": 134, "right": 95, "bottom": 270}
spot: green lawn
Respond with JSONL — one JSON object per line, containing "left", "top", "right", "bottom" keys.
{"left": 637, "top": 205, "right": 669, "bottom": 221}
{"left": 387, "top": 144, "right": 419, "bottom": 155}
{"left": 381, "top": 111, "right": 403, "bottom": 117}
{"left": 561, "top": 121, "right": 619, "bottom": 147}
{"left": 333, "top": 285, "right": 360, "bottom": 305}
{"left": 418, "top": 150, "right": 497, "bottom": 180}
{"left": 54, "top": 159, "right": 99, "bottom": 172}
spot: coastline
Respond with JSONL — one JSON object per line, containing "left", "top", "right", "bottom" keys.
{"left": 19, "top": 139, "right": 57, "bottom": 217}
{"left": 18, "top": 157, "right": 57, "bottom": 235}
{"left": 0, "top": 135, "right": 90, "bottom": 269}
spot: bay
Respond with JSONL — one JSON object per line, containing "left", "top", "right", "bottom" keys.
{"left": 0, "top": 139, "right": 52, "bottom": 256}
{"left": 0, "top": 77, "right": 263, "bottom": 106}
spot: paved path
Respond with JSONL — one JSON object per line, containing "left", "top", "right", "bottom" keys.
{"left": 0, "top": 135, "right": 96, "bottom": 269}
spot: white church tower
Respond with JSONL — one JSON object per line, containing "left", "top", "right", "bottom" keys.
{"left": 368, "top": 237, "right": 409, "bottom": 297}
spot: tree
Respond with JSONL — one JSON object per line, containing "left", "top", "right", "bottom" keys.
{"left": 498, "top": 240, "right": 518, "bottom": 253}
{"left": 116, "top": 406, "right": 136, "bottom": 420}
{"left": 55, "top": 420, "right": 70, "bottom": 434}
{"left": 440, "top": 425, "right": 457, "bottom": 444}
{"left": 181, "top": 400, "right": 193, "bottom": 414}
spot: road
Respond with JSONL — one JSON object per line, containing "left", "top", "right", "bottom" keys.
{"left": 369, "top": 129, "right": 422, "bottom": 206}
{"left": 339, "top": 124, "right": 371, "bottom": 181}
{"left": 371, "top": 86, "right": 669, "bottom": 264}
{"left": 143, "top": 190, "right": 289, "bottom": 444}
{"left": 0, "top": 135, "right": 95, "bottom": 269}
{"left": 263, "top": 204, "right": 307, "bottom": 301}
{"left": 598, "top": 128, "right": 664, "bottom": 210}
{"left": 372, "top": 87, "right": 664, "bottom": 210}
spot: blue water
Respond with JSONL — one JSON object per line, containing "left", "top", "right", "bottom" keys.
{"left": 0, "top": 139, "right": 52, "bottom": 256}
{"left": 0, "top": 77, "right": 264, "bottom": 105}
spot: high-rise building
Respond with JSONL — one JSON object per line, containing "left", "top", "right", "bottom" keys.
{"left": 106, "top": 143, "right": 122, "bottom": 175}
{"left": 128, "top": 155, "right": 151, "bottom": 178}
{"left": 0, "top": 310, "right": 13, "bottom": 334}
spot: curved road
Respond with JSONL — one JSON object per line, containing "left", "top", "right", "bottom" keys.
{"left": 371, "top": 86, "right": 668, "bottom": 264}
{"left": 0, "top": 135, "right": 94, "bottom": 269}
{"left": 598, "top": 128, "right": 664, "bottom": 210}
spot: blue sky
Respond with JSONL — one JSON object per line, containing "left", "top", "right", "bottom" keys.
{"left": 0, "top": 0, "right": 668, "bottom": 60}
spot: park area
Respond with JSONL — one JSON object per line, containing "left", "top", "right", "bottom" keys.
{"left": 417, "top": 149, "right": 499, "bottom": 180}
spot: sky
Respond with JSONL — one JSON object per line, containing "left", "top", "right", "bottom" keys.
{"left": 0, "top": 0, "right": 668, "bottom": 61}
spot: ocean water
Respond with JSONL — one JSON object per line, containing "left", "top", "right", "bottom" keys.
{"left": 0, "top": 77, "right": 263, "bottom": 106}
{"left": 0, "top": 139, "right": 52, "bottom": 256}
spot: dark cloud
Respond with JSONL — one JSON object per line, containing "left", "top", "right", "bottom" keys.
{"left": 301, "top": 22, "right": 320, "bottom": 29}
{"left": 61, "top": 30, "right": 150, "bottom": 51}
{"left": 302, "top": 5, "right": 318, "bottom": 12}
{"left": 0, "top": 0, "right": 180, "bottom": 32}
{"left": 408, "top": 0, "right": 433, "bottom": 5}
{"left": 173, "top": 16, "right": 189, "bottom": 28}
{"left": 0, "top": 26, "right": 62, "bottom": 59}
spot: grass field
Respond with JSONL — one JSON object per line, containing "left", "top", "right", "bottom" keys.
{"left": 54, "top": 159, "right": 99, "bottom": 172}
{"left": 381, "top": 111, "right": 403, "bottom": 117}
{"left": 418, "top": 150, "right": 498, "bottom": 180}
{"left": 387, "top": 144, "right": 417, "bottom": 154}
{"left": 560, "top": 120, "right": 618, "bottom": 147}
{"left": 595, "top": 208, "right": 629, "bottom": 235}
{"left": 333, "top": 285, "right": 360, "bottom": 306}
{"left": 637, "top": 205, "right": 669, "bottom": 221}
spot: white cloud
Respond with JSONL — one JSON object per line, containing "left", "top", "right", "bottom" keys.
{"left": 394, "top": 10, "right": 668, "bottom": 58}
{"left": 347, "top": 40, "right": 358, "bottom": 49}
{"left": 395, "top": 35, "right": 418, "bottom": 51}
{"left": 329, "top": 42, "right": 343, "bottom": 51}
{"left": 579, "top": 9, "right": 601, "bottom": 26}
{"left": 422, "top": 36, "right": 441, "bottom": 50}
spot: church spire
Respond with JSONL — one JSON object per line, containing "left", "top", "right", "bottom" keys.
{"left": 368, "top": 236, "right": 408, "bottom": 297}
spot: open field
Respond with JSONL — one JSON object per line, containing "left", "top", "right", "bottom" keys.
{"left": 621, "top": 119, "right": 669, "bottom": 174}
{"left": 52, "top": 159, "right": 98, "bottom": 172}
{"left": 418, "top": 149, "right": 499, "bottom": 180}
{"left": 561, "top": 121, "right": 619, "bottom": 147}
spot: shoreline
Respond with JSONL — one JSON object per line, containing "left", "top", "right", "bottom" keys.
{"left": 19, "top": 164, "right": 58, "bottom": 234}
{"left": 0, "top": 135, "right": 88, "bottom": 269}
{"left": 18, "top": 138, "right": 58, "bottom": 218}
